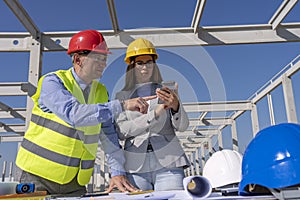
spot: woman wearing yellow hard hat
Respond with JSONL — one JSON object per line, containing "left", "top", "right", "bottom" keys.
{"left": 114, "top": 38, "right": 190, "bottom": 191}
{"left": 124, "top": 38, "right": 158, "bottom": 65}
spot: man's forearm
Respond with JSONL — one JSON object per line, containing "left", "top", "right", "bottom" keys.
{"left": 99, "top": 121, "right": 126, "bottom": 177}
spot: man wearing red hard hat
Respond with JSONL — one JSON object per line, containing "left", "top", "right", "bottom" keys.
{"left": 16, "top": 30, "right": 154, "bottom": 196}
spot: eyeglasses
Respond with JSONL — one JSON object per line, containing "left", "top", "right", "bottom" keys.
{"left": 77, "top": 50, "right": 91, "bottom": 55}
{"left": 88, "top": 55, "right": 107, "bottom": 63}
{"left": 135, "top": 60, "right": 155, "bottom": 68}
{"left": 78, "top": 52, "right": 107, "bottom": 63}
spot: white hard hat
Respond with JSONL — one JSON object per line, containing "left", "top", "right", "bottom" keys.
{"left": 203, "top": 149, "right": 242, "bottom": 188}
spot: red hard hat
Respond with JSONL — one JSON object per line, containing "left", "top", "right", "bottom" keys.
{"left": 67, "top": 30, "right": 111, "bottom": 55}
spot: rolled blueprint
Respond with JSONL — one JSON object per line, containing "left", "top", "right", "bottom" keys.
{"left": 183, "top": 176, "right": 212, "bottom": 199}
{"left": 0, "top": 182, "right": 18, "bottom": 195}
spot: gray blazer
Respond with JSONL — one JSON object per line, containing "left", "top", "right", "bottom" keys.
{"left": 115, "top": 88, "right": 190, "bottom": 173}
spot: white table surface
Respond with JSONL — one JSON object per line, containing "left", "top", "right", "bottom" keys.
{"left": 55, "top": 190, "right": 275, "bottom": 200}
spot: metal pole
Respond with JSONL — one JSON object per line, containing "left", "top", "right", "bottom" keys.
{"left": 2, "top": 161, "right": 6, "bottom": 182}
{"left": 9, "top": 162, "right": 13, "bottom": 181}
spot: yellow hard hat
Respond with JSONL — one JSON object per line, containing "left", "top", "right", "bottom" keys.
{"left": 124, "top": 38, "right": 158, "bottom": 64}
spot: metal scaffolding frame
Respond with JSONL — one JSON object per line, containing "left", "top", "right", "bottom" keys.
{"left": 0, "top": 0, "right": 299, "bottom": 180}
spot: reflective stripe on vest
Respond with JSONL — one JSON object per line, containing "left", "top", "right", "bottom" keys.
{"left": 21, "top": 138, "right": 81, "bottom": 167}
{"left": 16, "top": 68, "right": 108, "bottom": 185}
{"left": 30, "top": 114, "right": 99, "bottom": 144}
{"left": 21, "top": 138, "right": 94, "bottom": 169}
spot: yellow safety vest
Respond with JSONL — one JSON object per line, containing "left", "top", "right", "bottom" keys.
{"left": 16, "top": 68, "right": 108, "bottom": 185}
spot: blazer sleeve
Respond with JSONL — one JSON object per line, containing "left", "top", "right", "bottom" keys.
{"left": 170, "top": 100, "right": 189, "bottom": 132}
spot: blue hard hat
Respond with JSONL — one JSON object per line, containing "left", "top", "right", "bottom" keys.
{"left": 239, "top": 123, "right": 300, "bottom": 195}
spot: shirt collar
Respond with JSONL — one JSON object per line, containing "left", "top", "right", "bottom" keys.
{"left": 71, "top": 67, "right": 90, "bottom": 90}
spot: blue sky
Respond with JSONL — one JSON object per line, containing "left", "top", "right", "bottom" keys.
{"left": 0, "top": 0, "right": 300, "bottom": 177}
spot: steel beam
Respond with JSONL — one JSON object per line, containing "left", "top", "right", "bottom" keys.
{"left": 189, "top": 117, "right": 232, "bottom": 126}
{"left": 0, "top": 135, "right": 23, "bottom": 142}
{"left": 1, "top": 23, "right": 300, "bottom": 52}
{"left": 3, "top": 0, "right": 40, "bottom": 39}
{"left": 30, "top": 23, "right": 300, "bottom": 52}
{"left": 269, "top": 0, "right": 298, "bottom": 30}
{"left": 191, "top": 0, "right": 206, "bottom": 33}
{"left": 0, "top": 123, "right": 25, "bottom": 133}
{"left": 282, "top": 74, "right": 298, "bottom": 123}
{"left": 106, "top": 0, "right": 119, "bottom": 33}
{"left": 183, "top": 101, "right": 252, "bottom": 113}
{"left": 0, "top": 83, "right": 28, "bottom": 96}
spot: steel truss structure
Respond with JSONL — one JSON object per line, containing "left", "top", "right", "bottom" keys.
{"left": 0, "top": 0, "right": 299, "bottom": 183}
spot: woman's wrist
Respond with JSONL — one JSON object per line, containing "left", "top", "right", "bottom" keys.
{"left": 171, "top": 103, "right": 179, "bottom": 114}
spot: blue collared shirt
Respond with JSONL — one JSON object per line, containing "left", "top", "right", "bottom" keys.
{"left": 38, "top": 67, "right": 125, "bottom": 176}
